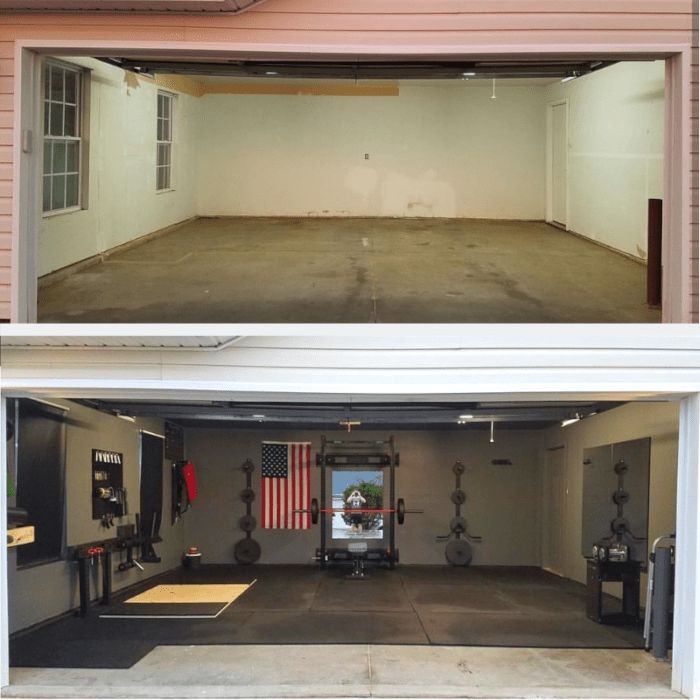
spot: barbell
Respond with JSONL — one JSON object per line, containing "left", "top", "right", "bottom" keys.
{"left": 295, "top": 498, "right": 422, "bottom": 525}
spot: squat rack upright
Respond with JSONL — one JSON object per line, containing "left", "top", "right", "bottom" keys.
{"left": 316, "top": 435, "right": 399, "bottom": 568}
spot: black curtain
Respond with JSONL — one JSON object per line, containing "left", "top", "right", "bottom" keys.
{"left": 15, "top": 399, "right": 66, "bottom": 567}
{"left": 139, "top": 432, "right": 164, "bottom": 542}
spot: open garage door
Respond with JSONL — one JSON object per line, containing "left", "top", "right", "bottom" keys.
{"left": 3, "top": 392, "right": 682, "bottom": 696}
{"left": 20, "top": 50, "right": 670, "bottom": 323}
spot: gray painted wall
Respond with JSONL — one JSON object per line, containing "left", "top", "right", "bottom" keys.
{"left": 183, "top": 428, "right": 543, "bottom": 566}
{"left": 8, "top": 400, "right": 185, "bottom": 633}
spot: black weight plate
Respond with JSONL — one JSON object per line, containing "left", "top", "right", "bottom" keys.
{"left": 450, "top": 516, "right": 467, "bottom": 534}
{"left": 612, "top": 489, "right": 630, "bottom": 505}
{"left": 397, "top": 498, "right": 406, "bottom": 525}
{"left": 452, "top": 461, "right": 465, "bottom": 475}
{"left": 234, "top": 538, "right": 261, "bottom": 564}
{"left": 239, "top": 514, "right": 257, "bottom": 532}
{"left": 613, "top": 460, "right": 628, "bottom": 475}
{"left": 311, "top": 498, "right": 319, "bottom": 525}
{"left": 611, "top": 517, "right": 629, "bottom": 534}
{"left": 445, "top": 539, "right": 473, "bottom": 566}
{"left": 241, "top": 459, "right": 255, "bottom": 474}
{"left": 450, "top": 489, "right": 466, "bottom": 505}
{"left": 240, "top": 488, "right": 255, "bottom": 504}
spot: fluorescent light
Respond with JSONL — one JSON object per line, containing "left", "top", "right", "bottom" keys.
{"left": 459, "top": 414, "right": 474, "bottom": 419}
{"left": 252, "top": 414, "right": 266, "bottom": 419}
{"left": 561, "top": 76, "right": 576, "bottom": 83}
{"left": 265, "top": 71, "right": 279, "bottom": 76}
{"left": 117, "top": 414, "right": 136, "bottom": 423}
{"left": 489, "top": 420, "right": 495, "bottom": 443}
{"left": 462, "top": 72, "right": 476, "bottom": 77}
{"left": 561, "top": 416, "right": 580, "bottom": 427}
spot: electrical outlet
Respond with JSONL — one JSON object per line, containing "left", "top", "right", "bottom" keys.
{"left": 364, "top": 153, "right": 369, "bottom": 160}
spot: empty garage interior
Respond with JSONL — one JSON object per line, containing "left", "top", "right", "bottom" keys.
{"left": 34, "top": 55, "right": 666, "bottom": 323}
{"left": 4, "top": 390, "right": 681, "bottom": 696}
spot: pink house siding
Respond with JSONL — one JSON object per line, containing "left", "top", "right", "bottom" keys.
{"left": 0, "top": 0, "right": 695, "bottom": 322}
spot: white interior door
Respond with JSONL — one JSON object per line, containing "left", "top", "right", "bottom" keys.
{"left": 542, "top": 446, "right": 566, "bottom": 576}
{"left": 550, "top": 102, "right": 568, "bottom": 228}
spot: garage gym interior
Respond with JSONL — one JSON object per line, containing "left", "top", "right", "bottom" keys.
{"left": 5, "top": 394, "right": 679, "bottom": 693}
{"left": 35, "top": 56, "right": 664, "bottom": 323}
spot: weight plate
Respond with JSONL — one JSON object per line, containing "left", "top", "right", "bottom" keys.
{"left": 450, "top": 489, "right": 467, "bottom": 505}
{"left": 234, "top": 538, "right": 261, "bottom": 565}
{"left": 311, "top": 498, "right": 319, "bottom": 525}
{"left": 611, "top": 517, "right": 629, "bottom": 535}
{"left": 239, "top": 514, "right": 257, "bottom": 532}
{"left": 450, "top": 516, "right": 467, "bottom": 534}
{"left": 445, "top": 539, "right": 473, "bottom": 566}
{"left": 397, "top": 498, "right": 406, "bottom": 525}
{"left": 241, "top": 459, "right": 255, "bottom": 474}
{"left": 240, "top": 488, "right": 255, "bottom": 504}
{"left": 613, "top": 460, "right": 628, "bottom": 475}
{"left": 452, "top": 461, "right": 466, "bottom": 476}
{"left": 612, "top": 489, "right": 630, "bottom": 505}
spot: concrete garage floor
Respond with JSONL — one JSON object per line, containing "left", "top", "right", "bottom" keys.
{"left": 7, "top": 566, "right": 672, "bottom": 697}
{"left": 37, "top": 218, "right": 661, "bottom": 323}
{"left": 6, "top": 646, "right": 676, "bottom": 698}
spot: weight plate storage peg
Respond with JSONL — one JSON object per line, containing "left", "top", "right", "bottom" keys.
{"left": 612, "top": 489, "right": 630, "bottom": 505}
{"left": 239, "top": 514, "right": 257, "bottom": 532}
{"left": 397, "top": 498, "right": 406, "bottom": 525}
{"left": 450, "top": 489, "right": 467, "bottom": 505}
{"left": 241, "top": 459, "right": 255, "bottom": 474}
{"left": 445, "top": 539, "right": 473, "bottom": 566}
{"left": 240, "top": 487, "right": 255, "bottom": 504}
{"left": 452, "top": 461, "right": 465, "bottom": 476}
{"left": 611, "top": 516, "right": 629, "bottom": 535}
{"left": 449, "top": 516, "right": 467, "bottom": 534}
{"left": 613, "top": 460, "right": 628, "bottom": 475}
{"left": 234, "top": 538, "right": 261, "bottom": 564}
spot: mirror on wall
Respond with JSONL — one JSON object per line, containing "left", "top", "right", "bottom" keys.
{"left": 331, "top": 469, "right": 384, "bottom": 540}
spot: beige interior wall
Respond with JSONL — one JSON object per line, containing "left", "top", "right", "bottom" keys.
{"left": 7, "top": 400, "right": 185, "bottom": 633}
{"left": 39, "top": 57, "right": 199, "bottom": 276}
{"left": 183, "top": 427, "right": 543, "bottom": 567}
{"left": 195, "top": 83, "right": 547, "bottom": 220}
{"left": 540, "top": 400, "right": 679, "bottom": 589}
{"left": 544, "top": 61, "right": 665, "bottom": 260}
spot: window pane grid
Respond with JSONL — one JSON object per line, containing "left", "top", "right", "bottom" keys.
{"left": 43, "top": 61, "right": 82, "bottom": 213}
{"left": 156, "top": 92, "right": 173, "bottom": 191}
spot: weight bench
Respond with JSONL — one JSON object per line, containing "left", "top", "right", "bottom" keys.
{"left": 347, "top": 541, "right": 369, "bottom": 579}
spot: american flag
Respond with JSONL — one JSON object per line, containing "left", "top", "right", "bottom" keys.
{"left": 261, "top": 442, "right": 312, "bottom": 529}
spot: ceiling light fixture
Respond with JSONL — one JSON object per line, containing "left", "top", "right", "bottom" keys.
{"left": 116, "top": 413, "right": 136, "bottom": 423}
{"left": 491, "top": 78, "right": 497, "bottom": 100}
{"left": 265, "top": 71, "right": 279, "bottom": 76}
{"left": 490, "top": 420, "right": 495, "bottom": 443}
{"left": 561, "top": 75, "right": 576, "bottom": 83}
{"left": 561, "top": 414, "right": 581, "bottom": 427}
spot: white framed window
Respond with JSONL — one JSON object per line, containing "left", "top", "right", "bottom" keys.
{"left": 42, "top": 60, "right": 84, "bottom": 215}
{"left": 156, "top": 92, "right": 173, "bottom": 191}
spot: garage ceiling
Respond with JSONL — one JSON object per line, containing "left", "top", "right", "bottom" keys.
{"left": 76, "top": 398, "right": 620, "bottom": 430}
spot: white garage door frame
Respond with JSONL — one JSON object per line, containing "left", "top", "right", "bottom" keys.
{"left": 1, "top": 359, "right": 700, "bottom": 695}
{"left": 10, "top": 40, "right": 694, "bottom": 323}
